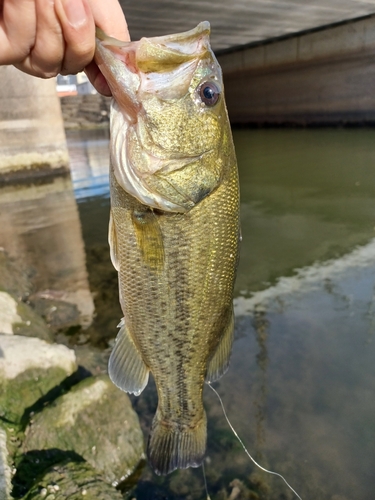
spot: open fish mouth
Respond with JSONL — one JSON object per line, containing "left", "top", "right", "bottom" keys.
{"left": 95, "top": 22, "right": 211, "bottom": 124}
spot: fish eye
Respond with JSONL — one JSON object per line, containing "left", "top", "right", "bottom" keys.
{"left": 199, "top": 81, "right": 220, "bottom": 106}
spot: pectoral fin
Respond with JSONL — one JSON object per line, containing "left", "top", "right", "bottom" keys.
{"left": 108, "top": 211, "right": 119, "bottom": 271}
{"left": 205, "top": 308, "right": 234, "bottom": 383}
{"left": 108, "top": 319, "right": 149, "bottom": 396}
{"left": 131, "top": 208, "right": 164, "bottom": 272}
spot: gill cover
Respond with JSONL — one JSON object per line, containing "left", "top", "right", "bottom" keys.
{"left": 95, "top": 22, "right": 228, "bottom": 212}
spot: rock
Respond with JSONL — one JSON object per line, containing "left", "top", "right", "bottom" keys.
{"left": 23, "top": 375, "right": 144, "bottom": 485}
{"left": 0, "top": 335, "right": 77, "bottom": 422}
{"left": 0, "top": 250, "right": 52, "bottom": 341}
{"left": 28, "top": 294, "right": 81, "bottom": 334}
{"left": 13, "top": 301, "right": 52, "bottom": 341}
{"left": 73, "top": 345, "right": 109, "bottom": 376}
{"left": 0, "top": 427, "right": 12, "bottom": 500}
{"left": 22, "top": 459, "right": 124, "bottom": 500}
{"left": 0, "top": 250, "right": 51, "bottom": 341}
{"left": 0, "top": 248, "right": 31, "bottom": 300}
{"left": 0, "top": 291, "right": 22, "bottom": 334}
{"left": 0, "top": 291, "right": 52, "bottom": 341}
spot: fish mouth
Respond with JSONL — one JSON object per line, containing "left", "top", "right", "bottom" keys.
{"left": 94, "top": 22, "right": 212, "bottom": 121}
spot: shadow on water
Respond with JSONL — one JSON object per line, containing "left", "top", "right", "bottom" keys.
{"left": 2, "top": 127, "right": 375, "bottom": 499}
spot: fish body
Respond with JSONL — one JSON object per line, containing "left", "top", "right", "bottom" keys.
{"left": 95, "top": 22, "right": 240, "bottom": 475}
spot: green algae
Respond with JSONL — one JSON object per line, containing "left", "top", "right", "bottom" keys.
{"left": 0, "top": 367, "right": 73, "bottom": 424}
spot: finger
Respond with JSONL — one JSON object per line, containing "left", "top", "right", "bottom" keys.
{"left": 0, "top": 0, "right": 36, "bottom": 64}
{"left": 55, "top": 0, "right": 95, "bottom": 75}
{"left": 84, "top": 61, "right": 112, "bottom": 96}
{"left": 85, "top": 0, "right": 129, "bottom": 95}
{"left": 17, "top": 0, "right": 65, "bottom": 78}
{"left": 88, "top": 0, "right": 129, "bottom": 40}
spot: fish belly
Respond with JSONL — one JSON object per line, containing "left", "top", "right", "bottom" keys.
{"left": 108, "top": 160, "right": 239, "bottom": 475}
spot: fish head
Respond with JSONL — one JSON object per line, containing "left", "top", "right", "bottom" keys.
{"left": 95, "top": 22, "right": 233, "bottom": 212}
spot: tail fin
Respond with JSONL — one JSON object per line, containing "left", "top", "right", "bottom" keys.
{"left": 147, "top": 411, "right": 207, "bottom": 475}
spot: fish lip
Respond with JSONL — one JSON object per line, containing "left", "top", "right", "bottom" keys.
{"left": 94, "top": 32, "right": 140, "bottom": 124}
{"left": 94, "top": 22, "right": 213, "bottom": 111}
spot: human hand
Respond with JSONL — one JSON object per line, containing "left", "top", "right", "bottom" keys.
{"left": 0, "top": 0, "right": 129, "bottom": 95}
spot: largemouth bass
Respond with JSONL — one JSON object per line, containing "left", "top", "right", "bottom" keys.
{"left": 95, "top": 21, "right": 240, "bottom": 476}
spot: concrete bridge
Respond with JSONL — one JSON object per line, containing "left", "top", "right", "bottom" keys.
{"left": 2, "top": 0, "right": 375, "bottom": 178}
{"left": 120, "top": 0, "right": 375, "bottom": 125}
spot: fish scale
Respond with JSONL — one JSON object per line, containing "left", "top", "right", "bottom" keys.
{"left": 95, "top": 21, "right": 240, "bottom": 475}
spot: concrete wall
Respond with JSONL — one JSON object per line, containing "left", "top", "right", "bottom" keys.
{"left": 60, "top": 94, "right": 111, "bottom": 130}
{"left": 0, "top": 67, "right": 69, "bottom": 182}
{"left": 218, "top": 15, "right": 375, "bottom": 124}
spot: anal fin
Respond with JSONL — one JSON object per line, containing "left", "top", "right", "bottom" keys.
{"left": 205, "top": 307, "right": 234, "bottom": 383}
{"left": 108, "top": 319, "right": 149, "bottom": 396}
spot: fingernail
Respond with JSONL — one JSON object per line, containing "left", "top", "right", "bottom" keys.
{"left": 62, "top": 0, "right": 87, "bottom": 28}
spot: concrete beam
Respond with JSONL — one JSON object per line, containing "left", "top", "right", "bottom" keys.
{"left": 0, "top": 67, "right": 69, "bottom": 183}
{"left": 219, "top": 15, "right": 375, "bottom": 124}
{"left": 120, "top": 0, "right": 375, "bottom": 52}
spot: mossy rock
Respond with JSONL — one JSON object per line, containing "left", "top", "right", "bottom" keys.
{"left": 0, "top": 335, "right": 77, "bottom": 423}
{"left": 22, "top": 459, "right": 124, "bottom": 500}
{"left": 0, "top": 289, "right": 51, "bottom": 341}
{"left": 23, "top": 375, "right": 144, "bottom": 484}
{"left": 0, "top": 250, "right": 51, "bottom": 340}
{"left": 13, "top": 300, "right": 52, "bottom": 341}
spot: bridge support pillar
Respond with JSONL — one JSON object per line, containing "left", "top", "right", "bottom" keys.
{"left": 0, "top": 66, "right": 69, "bottom": 183}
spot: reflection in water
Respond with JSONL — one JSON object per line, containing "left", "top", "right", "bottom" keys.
{"left": 228, "top": 252, "right": 375, "bottom": 499}
{"left": 66, "top": 129, "right": 110, "bottom": 200}
{"left": 252, "top": 309, "right": 269, "bottom": 467}
{"left": 234, "top": 236, "right": 375, "bottom": 317}
{"left": 0, "top": 175, "right": 94, "bottom": 325}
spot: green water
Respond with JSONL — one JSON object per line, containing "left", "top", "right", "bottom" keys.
{"left": 235, "top": 128, "right": 375, "bottom": 294}
{"left": 75, "top": 128, "right": 375, "bottom": 500}
{"left": 2, "top": 127, "right": 375, "bottom": 499}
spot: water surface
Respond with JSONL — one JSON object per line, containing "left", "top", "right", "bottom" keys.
{"left": 3, "top": 127, "right": 375, "bottom": 499}
{"left": 72, "top": 128, "right": 375, "bottom": 500}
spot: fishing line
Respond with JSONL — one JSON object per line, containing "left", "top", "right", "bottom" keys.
{"left": 207, "top": 383, "right": 303, "bottom": 500}
{"left": 201, "top": 461, "right": 211, "bottom": 500}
